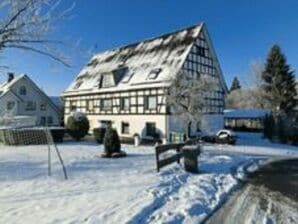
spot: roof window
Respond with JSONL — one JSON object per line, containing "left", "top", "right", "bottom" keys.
{"left": 147, "top": 68, "right": 162, "bottom": 80}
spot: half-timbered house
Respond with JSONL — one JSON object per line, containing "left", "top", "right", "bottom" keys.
{"left": 62, "top": 23, "right": 228, "bottom": 142}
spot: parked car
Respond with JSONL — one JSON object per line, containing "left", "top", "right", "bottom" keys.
{"left": 201, "top": 129, "right": 237, "bottom": 145}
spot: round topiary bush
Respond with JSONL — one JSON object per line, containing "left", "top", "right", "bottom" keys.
{"left": 93, "top": 127, "right": 106, "bottom": 144}
{"left": 66, "top": 112, "right": 90, "bottom": 141}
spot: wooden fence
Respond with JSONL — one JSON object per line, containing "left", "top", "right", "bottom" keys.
{"left": 155, "top": 143, "right": 185, "bottom": 172}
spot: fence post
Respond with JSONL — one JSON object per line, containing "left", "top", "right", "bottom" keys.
{"left": 182, "top": 145, "right": 201, "bottom": 173}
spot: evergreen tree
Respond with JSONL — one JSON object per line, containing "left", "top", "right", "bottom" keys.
{"left": 230, "top": 77, "right": 241, "bottom": 92}
{"left": 262, "top": 45, "right": 297, "bottom": 115}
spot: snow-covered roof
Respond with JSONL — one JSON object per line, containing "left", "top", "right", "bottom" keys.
{"left": 0, "top": 75, "right": 25, "bottom": 98}
{"left": 63, "top": 24, "right": 205, "bottom": 96}
{"left": 224, "top": 109, "right": 270, "bottom": 119}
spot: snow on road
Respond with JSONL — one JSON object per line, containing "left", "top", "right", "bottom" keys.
{"left": 207, "top": 183, "right": 298, "bottom": 224}
{"left": 0, "top": 133, "right": 297, "bottom": 224}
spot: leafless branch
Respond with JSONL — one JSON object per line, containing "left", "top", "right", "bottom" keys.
{"left": 0, "top": 0, "right": 74, "bottom": 67}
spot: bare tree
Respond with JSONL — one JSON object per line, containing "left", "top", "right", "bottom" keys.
{"left": 0, "top": 0, "right": 74, "bottom": 67}
{"left": 165, "top": 71, "right": 217, "bottom": 137}
{"left": 225, "top": 61, "right": 270, "bottom": 109}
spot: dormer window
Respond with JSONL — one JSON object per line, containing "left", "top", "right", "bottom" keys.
{"left": 19, "top": 86, "right": 27, "bottom": 95}
{"left": 87, "top": 58, "right": 98, "bottom": 67}
{"left": 113, "top": 67, "right": 128, "bottom": 84}
{"left": 100, "top": 73, "right": 115, "bottom": 88}
{"left": 121, "top": 72, "right": 134, "bottom": 83}
{"left": 74, "top": 81, "right": 83, "bottom": 89}
{"left": 147, "top": 68, "right": 162, "bottom": 80}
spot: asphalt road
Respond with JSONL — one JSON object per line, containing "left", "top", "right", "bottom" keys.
{"left": 207, "top": 159, "right": 298, "bottom": 224}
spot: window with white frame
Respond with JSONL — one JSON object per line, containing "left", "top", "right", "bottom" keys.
{"left": 26, "top": 101, "right": 36, "bottom": 111}
{"left": 86, "top": 100, "right": 94, "bottom": 112}
{"left": 120, "top": 97, "right": 129, "bottom": 111}
{"left": 40, "top": 116, "right": 46, "bottom": 126}
{"left": 19, "top": 86, "right": 27, "bottom": 95}
{"left": 144, "top": 96, "right": 157, "bottom": 110}
{"left": 121, "top": 122, "right": 129, "bottom": 134}
{"left": 40, "top": 103, "right": 46, "bottom": 111}
{"left": 47, "top": 116, "right": 53, "bottom": 125}
{"left": 6, "top": 101, "right": 15, "bottom": 110}
{"left": 100, "top": 99, "right": 112, "bottom": 111}
{"left": 70, "top": 101, "right": 77, "bottom": 112}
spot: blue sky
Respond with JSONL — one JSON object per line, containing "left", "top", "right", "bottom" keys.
{"left": 1, "top": 0, "right": 298, "bottom": 95}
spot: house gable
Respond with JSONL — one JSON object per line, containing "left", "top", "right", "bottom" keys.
{"left": 6, "top": 75, "right": 61, "bottom": 115}
{"left": 179, "top": 25, "right": 227, "bottom": 114}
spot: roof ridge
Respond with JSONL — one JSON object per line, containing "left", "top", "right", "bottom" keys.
{"left": 92, "top": 22, "right": 203, "bottom": 58}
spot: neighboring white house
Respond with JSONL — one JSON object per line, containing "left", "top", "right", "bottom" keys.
{"left": 0, "top": 73, "right": 62, "bottom": 126}
{"left": 62, "top": 23, "right": 228, "bottom": 142}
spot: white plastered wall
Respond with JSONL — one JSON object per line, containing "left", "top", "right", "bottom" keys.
{"left": 65, "top": 114, "right": 167, "bottom": 140}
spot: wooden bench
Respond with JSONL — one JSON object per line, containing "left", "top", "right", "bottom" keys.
{"left": 155, "top": 143, "right": 185, "bottom": 172}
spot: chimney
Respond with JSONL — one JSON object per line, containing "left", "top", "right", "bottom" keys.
{"left": 7, "top": 72, "right": 14, "bottom": 83}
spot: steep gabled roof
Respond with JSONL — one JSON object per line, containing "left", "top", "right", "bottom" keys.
{"left": 63, "top": 23, "right": 205, "bottom": 95}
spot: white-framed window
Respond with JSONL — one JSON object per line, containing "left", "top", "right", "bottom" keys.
{"left": 40, "top": 103, "right": 46, "bottom": 111}
{"left": 100, "top": 99, "right": 112, "bottom": 111}
{"left": 70, "top": 101, "right": 77, "bottom": 112}
{"left": 144, "top": 96, "right": 157, "bottom": 110}
{"left": 19, "top": 86, "right": 27, "bottom": 95}
{"left": 40, "top": 116, "right": 46, "bottom": 126}
{"left": 47, "top": 116, "right": 53, "bottom": 125}
{"left": 120, "top": 97, "right": 129, "bottom": 111}
{"left": 26, "top": 101, "right": 36, "bottom": 111}
{"left": 86, "top": 100, "right": 94, "bottom": 112}
{"left": 6, "top": 101, "right": 15, "bottom": 110}
{"left": 121, "top": 122, "right": 129, "bottom": 134}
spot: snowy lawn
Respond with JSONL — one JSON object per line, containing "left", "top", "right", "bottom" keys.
{"left": 205, "top": 132, "right": 298, "bottom": 157}
{"left": 0, "top": 133, "right": 297, "bottom": 224}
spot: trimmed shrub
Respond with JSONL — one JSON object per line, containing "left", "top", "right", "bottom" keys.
{"left": 103, "top": 128, "right": 121, "bottom": 156}
{"left": 66, "top": 113, "right": 89, "bottom": 141}
{"left": 93, "top": 127, "right": 106, "bottom": 144}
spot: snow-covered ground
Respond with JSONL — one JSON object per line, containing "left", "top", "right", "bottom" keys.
{"left": 0, "top": 132, "right": 297, "bottom": 224}
{"left": 205, "top": 132, "right": 298, "bottom": 157}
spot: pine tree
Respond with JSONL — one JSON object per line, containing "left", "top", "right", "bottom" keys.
{"left": 230, "top": 77, "right": 241, "bottom": 92}
{"left": 262, "top": 45, "right": 297, "bottom": 115}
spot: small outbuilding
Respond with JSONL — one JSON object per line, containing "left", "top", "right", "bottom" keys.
{"left": 224, "top": 109, "right": 270, "bottom": 132}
